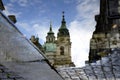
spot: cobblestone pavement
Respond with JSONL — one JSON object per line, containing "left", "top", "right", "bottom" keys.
{"left": 0, "top": 64, "right": 24, "bottom": 80}
{"left": 57, "top": 48, "right": 120, "bottom": 80}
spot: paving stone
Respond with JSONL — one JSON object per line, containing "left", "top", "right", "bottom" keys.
{"left": 0, "top": 69, "right": 2, "bottom": 72}
{"left": 0, "top": 73, "right": 7, "bottom": 79}
{"left": 0, "top": 64, "right": 24, "bottom": 80}
{"left": 57, "top": 49, "right": 120, "bottom": 80}
{"left": 0, "top": 79, "right": 14, "bottom": 80}
{"left": 15, "top": 79, "right": 25, "bottom": 80}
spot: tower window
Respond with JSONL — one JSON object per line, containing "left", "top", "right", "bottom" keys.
{"left": 60, "top": 46, "right": 64, "bottom": 55}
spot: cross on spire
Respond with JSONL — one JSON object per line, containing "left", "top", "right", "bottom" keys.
{"left": 62, "top": 11, "right": 66, "bottom": 23}
{"left": 62, "top": 11, "right": 65, "bottom": 18}
{"left": 50, "top": 21, "right": 52, "bottom": 31}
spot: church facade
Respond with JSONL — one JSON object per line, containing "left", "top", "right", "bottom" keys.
{"left": 30, "top": 12, "right": 74, "bottom": 67}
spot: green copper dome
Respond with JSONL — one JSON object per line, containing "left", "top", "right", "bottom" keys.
{"left": 44, "top": 43, "right": 56, "bottom": 52}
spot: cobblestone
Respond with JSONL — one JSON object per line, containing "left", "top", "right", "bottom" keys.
{"left": 0, "top": 65, "right": 24, "bottom": 80}
{"left": 57, "top": 49, "right": 120, "bottom": 80}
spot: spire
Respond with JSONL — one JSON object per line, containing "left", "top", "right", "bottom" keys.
{"left": 62, "top": 11, "right": 66, "bottom": 23}
{"left": 47, "top": 21, "right": 54, "bottom": 34}
{"left": 36, "top": 34, "right": 39, "bottom": 42}
{"left": 50, "top": 21, "right": 52, "bottom": 32}
{"left": 60, "top": 11, "right": 66, "bottom": 29}
{"left": 46, "top": 21, "right": 55, "bottom": 43}
{"left": 57, "top": 11, "right": 69, "bottom": 37}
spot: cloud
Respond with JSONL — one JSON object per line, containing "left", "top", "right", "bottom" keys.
{"left": 69, "top": 0, "right": 99, "bottom": 67}
{"left": 32, "top": 24, "right": 48, "bottom": 42}
{"left": 10, "top": 0, "right": 43, "bottom": 7}
{"left": 76, "top": 0, "right": 99, "bottom": 19}
{"left": 18, "top": 0, "right": 28, "bottom": 7}
{"left": 17, "top": 22, "right": 32, "bottom": 32}
{"left": 63, "top": 0, "right": 75, "bottom": 4}
{"left": 10, "top": 0, "right": 28, "bottom": 7}
{"left": 69, "top": 20, "right": 94, "bottom": 67}
{"left": 3, "top": 3, "right": 22, "bottom": 17}
{"left": 10, "top": 0, "right": 16, "bottom": 3}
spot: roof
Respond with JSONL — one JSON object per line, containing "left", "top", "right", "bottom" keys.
{"left": 0, "top": 11, "right": 63, "bottom": 80}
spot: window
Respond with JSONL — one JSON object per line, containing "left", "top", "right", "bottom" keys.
{"left": 60, "top": 46, "right": 64, "bottom": 55}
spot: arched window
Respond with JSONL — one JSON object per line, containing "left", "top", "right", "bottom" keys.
{"left": 60, "top": 46, "right": 64, "bottom": 55}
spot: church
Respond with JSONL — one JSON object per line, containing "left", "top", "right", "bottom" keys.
{"left": 30, "top": 12, "right": 74, "bottom": 67}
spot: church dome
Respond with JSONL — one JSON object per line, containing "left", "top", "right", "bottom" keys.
{"left": 43, "top": 43, "right": 56, "bottom": 52}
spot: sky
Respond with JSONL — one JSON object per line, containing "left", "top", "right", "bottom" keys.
{"left": 2, "top": 0, "right": 99, "bottom": 67}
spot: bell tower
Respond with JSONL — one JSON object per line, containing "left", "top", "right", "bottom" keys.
{"left": 43, "top": 22, "right": 56, "bottom": 65}
{"left": 46, "top": 22, "right": 55, "bottom": 43}
{"left": 55, "top": 12, "right": 73, "bottom": 67}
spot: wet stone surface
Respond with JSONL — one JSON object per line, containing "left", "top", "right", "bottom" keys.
{"left": 0, "top": 64, "right": 24, "bottom": 80}
{"left": 57, "top": 49, "right": 120, "bottom": 80}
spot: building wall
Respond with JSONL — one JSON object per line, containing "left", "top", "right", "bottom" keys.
{"left": 89, "top": 0, "right": 120, "bottom": 62}
{"left": 54, "top": 37, "right": 72, "bottom": 66}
